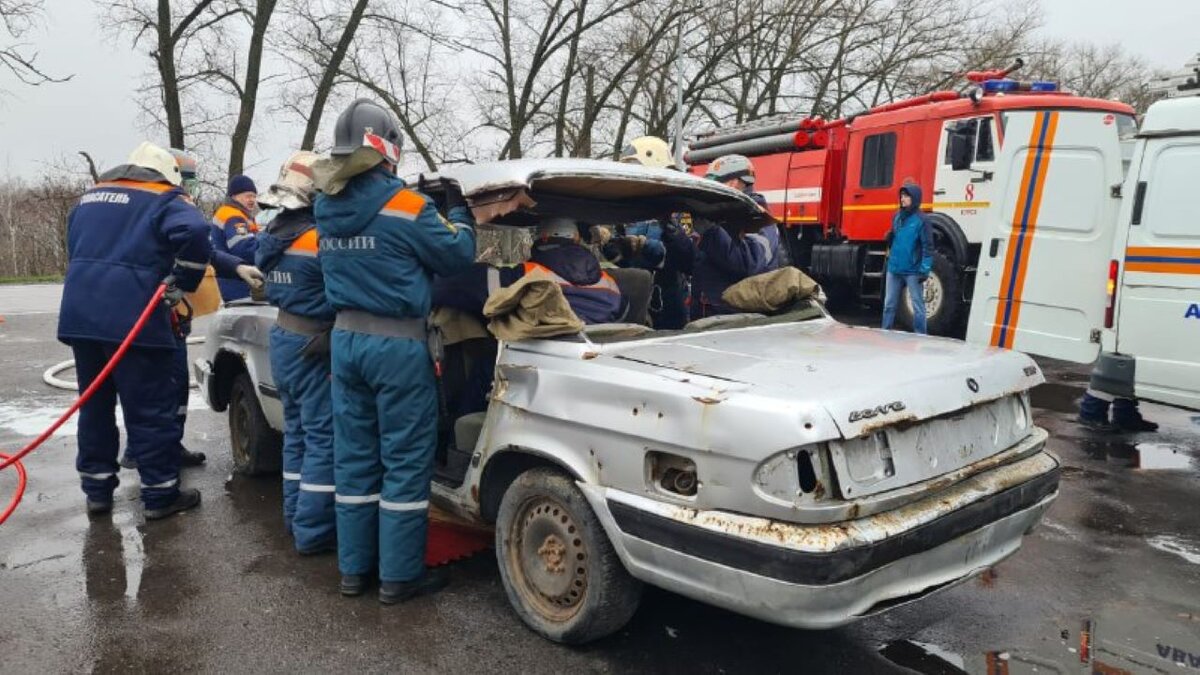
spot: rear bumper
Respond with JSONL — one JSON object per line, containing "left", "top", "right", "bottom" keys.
{"left": 581, "top": 434, "right": 1058, "bottom": 629}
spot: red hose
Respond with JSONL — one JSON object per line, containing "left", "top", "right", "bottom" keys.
{"left": 0, "top": 283, "right": 168, "bottom": 525}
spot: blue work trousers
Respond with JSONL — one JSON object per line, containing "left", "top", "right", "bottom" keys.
{"left": 269, "top": 325, "right": 336, "bottom": 551}
{"left": 882, "top": 272, "right": 927, "bottom": 335}
{"left": 332, "top": 329, "right": 435, "bottom": 583}
{"left": 73, "top": 340, "right": 180, "bottom": 509}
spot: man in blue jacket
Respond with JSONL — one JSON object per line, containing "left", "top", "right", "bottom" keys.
{"left": 256, "top": 151, "right": 337, "bottom": 554}
{"left": 57, "top": 142, "right": 210, "bottom": 520}
{"left": 882, "top": 183, "right": 934, "bottom": 335}
{"left": 316, "top": 99, "right": 477, "bottom": 603}
{"left": 212, "top": 174, "right": 260, "bottom": 302}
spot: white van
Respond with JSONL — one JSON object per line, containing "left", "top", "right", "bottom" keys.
{"left": 967, "top": 96, "right": 1200, "bottom": 410}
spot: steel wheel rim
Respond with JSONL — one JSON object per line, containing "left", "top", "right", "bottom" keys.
{"left": 507, "top": 495, "right": 589, "bottom": 622}
{"left": 905, "top": 272, "right": 944, "bottom": 319}
{"left": 230, "top": 387, "right": 252, "bottom": 467}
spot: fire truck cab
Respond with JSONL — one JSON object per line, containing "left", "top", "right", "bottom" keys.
{"left": 686, "top": 76, "right": 1136, "bottom": 336}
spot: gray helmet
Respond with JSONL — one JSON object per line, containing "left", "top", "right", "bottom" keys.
{"left": 330, "top": 98, "right": 404, "bottom": 163}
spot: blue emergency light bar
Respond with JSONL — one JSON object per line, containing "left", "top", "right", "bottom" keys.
{"left": 982, "top": 79, "right": 1059, "bottom": 93}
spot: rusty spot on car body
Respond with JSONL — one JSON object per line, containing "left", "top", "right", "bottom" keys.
{"left": 470, "top": 484, "right": 480, "bottom": 504}
{"left": 582, "top": 351, "right": 599, "bottom": 360}
{"left": 693, "top": 396, "right": 723, "bottom": 405}
{"left": 858, "top": 413, "right": 919, "bottom": 435}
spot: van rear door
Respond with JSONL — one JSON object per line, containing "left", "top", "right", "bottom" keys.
{"left": 966, "top": 109, "right": 1126, "bottom": 362}
{"left": 1113, "top": 115, "right": 1200, "bottom": 409}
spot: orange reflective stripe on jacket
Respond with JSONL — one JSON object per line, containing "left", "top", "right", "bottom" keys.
{"left": 523, "top": 261, "right": 620, "bottom": 294}
{"left": 285, "top": 228, "right": 319, "bottom": 258}
{"left": 213, "top": 203, "right": 259, "bottom": 233}
{"left": 379, "top": 189, "right": 426, "bottom": 220}
{"left": 95, "top": 179, "right": 174, "bottom": 194}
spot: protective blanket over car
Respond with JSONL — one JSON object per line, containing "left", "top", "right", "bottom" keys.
{"left": 721, "top": 267, "right": 821, "bottom": 314}
{"left": 431, "top": 306, "right": 490, "bottom": 345}
{"left": 483, "top": 273, "right": 584, "bottom": 341}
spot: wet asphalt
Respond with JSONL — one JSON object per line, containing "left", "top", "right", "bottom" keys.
{"left": 1, "top": 284, "right": 1198, "bottom": 674}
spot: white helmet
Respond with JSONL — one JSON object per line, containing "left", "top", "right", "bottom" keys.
{"left": 620, "top": 136, "right": 673, "bottom": 169}
{"left": 537, "top": 216, "right": 580, "bottom": 241}
{"left": 706, "top": 154, "right": 756, "bottom": 185}
{"left": 128, "top": 141, "right": 182, "bottom": 186}
{"left": 259, "top": 151, "right": 321, "bottom": 210}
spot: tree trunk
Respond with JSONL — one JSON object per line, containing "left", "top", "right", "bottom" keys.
{"left": 300, "top": 0, "right": 371, "bottom": 150}
{"left": 228, "top": 0, "right": 277, "bottom": 177}
{"left": 156, "top": 0, "right": 185, "bottom": 148}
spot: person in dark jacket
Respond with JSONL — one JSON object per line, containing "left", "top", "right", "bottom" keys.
{"left": 526, "top": 217, "right": 625, "bottom": 324}
{"left": 317, "top": 99, "right": 477, "bottom": 603}
{"left": 434, "top": 218, "right": 625, "bottom": 325}
{"left": 882, "top": 183, "right": 934, "bottom": 334}
{"left": 57, "top": 142, "right": 210, "bottom": 520}
{"left": 691, "top": 154, "right": 773, "bottom": 320}
{"left": 212, "top": 174, "right": 260, "bottom": 302}
{"left": 256, "top": 151, "right": 338, "bottom": 554}
{"left": 118, "top": 149, "right": 263, "bottom": 473}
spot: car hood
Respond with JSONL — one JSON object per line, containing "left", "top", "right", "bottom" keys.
{"left": 597, "top": 320, "right": 1044, "bottom": 439}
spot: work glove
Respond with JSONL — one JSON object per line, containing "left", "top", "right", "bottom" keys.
{"left": 442, "top": 178, "right": 467, "bottom": 211}
{"left": 162, "top": 276, "right": 184, "bottom": 307}
{"left": 628, "top": 235, "right": 647, "bottom": 254}
{"left": 590, "top": 225, "right": 614, "bottom": 247}
{"left": 237, "top": 265, "right": 265, "bottom": 290}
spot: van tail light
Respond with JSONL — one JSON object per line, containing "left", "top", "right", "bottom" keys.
{"left": 1105, "top": 259, "right": 1119, "bottom": 328}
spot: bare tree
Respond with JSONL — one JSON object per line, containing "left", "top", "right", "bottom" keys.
{"left": 291, "top": 0, "right": 371, "bottom": 150}
{"left": 0, "top": 0, "right": 68, "bottom": 88}
{"left": 226, "top": 0, "right": 278, "bottom": 176}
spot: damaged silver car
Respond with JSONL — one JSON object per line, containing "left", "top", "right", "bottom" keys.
{"left": 196, "top": 158, "right": 1059, "bottom": 644}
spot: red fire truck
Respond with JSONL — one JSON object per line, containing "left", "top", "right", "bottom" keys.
{"left": 685, "top": 63, "right": 1138, "bottom": 335}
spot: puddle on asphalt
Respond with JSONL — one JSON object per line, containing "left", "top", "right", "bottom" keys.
{"left": 878, "top": 640, "right": 968, "bottom": 674}
{"left": 1078, "top": 438, "right": 1195, "bottom": 471}
{"left": 1029, "top": 382, "right": 1080, "bottom": 415}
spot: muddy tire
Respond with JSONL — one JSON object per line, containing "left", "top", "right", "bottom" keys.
{"left": 898, "top": 251, "right": 962, "bottom": 337}
{"left": 228, "top": 372, "right": 281, "bottom": 475}
{"left": 495, "top": 467, "right": 643, "bottom": 644}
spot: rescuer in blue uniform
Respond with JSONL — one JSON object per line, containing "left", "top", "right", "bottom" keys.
{"left": 212, "top": 175, "right": 260, "bottom": 302}
{"left": 57, "top": 142, "right": 211, "bottom": 520}
{"left": 691, "top": 154, "right": 773, "bottom": 319}
{"left": 118, "top": 149, "right": 265, "bottom": 473}
{"left": 316, "top": 99, "right": 477, "bottom": 602}
{"left": 255, "top": 151, "right": 338, "bottom": 554}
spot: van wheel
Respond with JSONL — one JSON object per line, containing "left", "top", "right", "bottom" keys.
{"left": 900, "top": 251, "right": 962, "bottom": 336}
{"left": 496, "top": 467, "right": 643, "bottom": 644}
{"left": 228, "top": 372, "right": 281, "bottom": 475}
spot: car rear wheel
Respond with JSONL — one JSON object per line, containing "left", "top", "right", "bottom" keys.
{"left": 495, "top": 467, "right": 642, "bottom": 644}
{"left": 228, "top": 372, "right": 281, "bottom": 475}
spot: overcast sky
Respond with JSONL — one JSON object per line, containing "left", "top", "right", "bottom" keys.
{"left": 0, "top": 0, "right": 1196, "bottom": 184}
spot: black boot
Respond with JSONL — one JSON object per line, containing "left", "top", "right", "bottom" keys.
{"left": 340, "top": 574, "right": 372, "bottom": 597}
{"left": 1114, "top": 416, "right": 1159, "bottom": 433}
{"left": 1076, "top": 415, "right": 1117, "bottom": 433}
{"left": 181, "top": 448, "right": 207, "bottom": 466}
{"left": 379, "top": 568, "right": 449, "bottom": 605}
{"left": 86, "top": 499, "right": 113, "bottom": 516}
{"left": 144, "top": 488, "right": 201, "bottom": 520}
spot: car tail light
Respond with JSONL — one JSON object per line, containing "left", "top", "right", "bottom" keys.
{"left": 1105, "top": 259, "right": 1119, "bottom": 328}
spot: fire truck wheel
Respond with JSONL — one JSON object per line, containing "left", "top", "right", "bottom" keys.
{"left": 899, "top": 251, "right": 961, "bottom": 336}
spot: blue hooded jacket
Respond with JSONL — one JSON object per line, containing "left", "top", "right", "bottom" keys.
{"left": 256, "top": 207, "right": 335, "bottom": 322}
{"left": 315, "top": 166, "right": 476, "bottom": 319}
{"left": 211, "top": 199, "right": 259, "bottom": 301}
{"left": 887, "top": 184, "right": 934, "bottom": 276}
{"left": 528, "top": 240, "right": 624, "bottom": 324}
{"left": 58, "top": 165, "right": 211, "bottom": 349}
